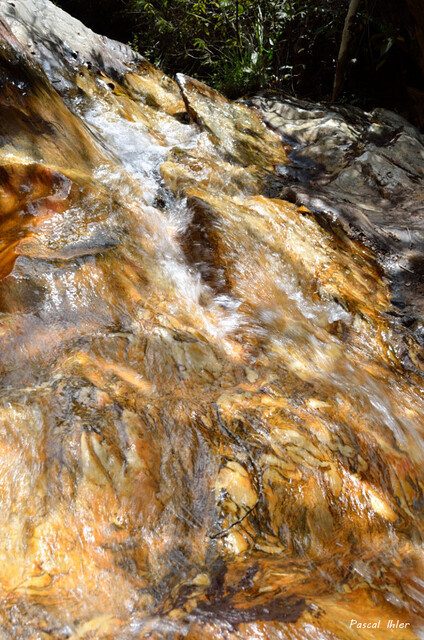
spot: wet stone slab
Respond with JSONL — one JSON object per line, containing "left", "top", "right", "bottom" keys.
{"left": 0, "top": 1, "right": 423, "bottom": 639}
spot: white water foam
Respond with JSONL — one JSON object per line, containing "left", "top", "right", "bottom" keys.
{"left": 74, "top": 99, "right": 243, "bottom": 341}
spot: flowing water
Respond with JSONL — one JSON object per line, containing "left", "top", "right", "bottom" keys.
{"left": 0, "top": 4, "right": 424, "bottom": 638}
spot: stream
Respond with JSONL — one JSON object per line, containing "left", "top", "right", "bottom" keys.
{"left": 0, "top": 1, "right": 423, "bottom": 638}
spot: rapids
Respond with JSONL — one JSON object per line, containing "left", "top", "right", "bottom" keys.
{"left": 0, "top": 1, "right": 424, "bottom": 639}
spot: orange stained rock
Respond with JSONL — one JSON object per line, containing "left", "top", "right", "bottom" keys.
{"left": 0, "top": 7, "right": 423, "bottom": 639}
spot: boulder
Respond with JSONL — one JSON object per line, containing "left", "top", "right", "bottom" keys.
{"left": 0, "top": 2, "right": 423, "bottom": 639}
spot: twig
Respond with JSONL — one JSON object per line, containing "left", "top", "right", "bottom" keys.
{"left": 208, "top": 402, "right": 262, "bottom": 540}
{"left": 209, "top": 502, "right": 258, "bottom": 539}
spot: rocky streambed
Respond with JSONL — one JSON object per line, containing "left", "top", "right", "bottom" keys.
{"left": 0, "top": 1, "right": 424, "bottom": 638}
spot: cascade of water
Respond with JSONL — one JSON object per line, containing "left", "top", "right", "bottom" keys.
{"left": 0, "top": 1, "right": 424, "bottom": 637}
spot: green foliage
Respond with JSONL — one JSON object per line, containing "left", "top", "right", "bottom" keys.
{"left": 127, "top": 0, "right": 338, "bottom": 96}
{"left": 55, "top": 0, "right": 424, "bottom": 127}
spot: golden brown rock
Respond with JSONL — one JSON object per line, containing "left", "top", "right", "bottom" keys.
{"left": 0, "top": 1, "right": 423, "bottom": 639}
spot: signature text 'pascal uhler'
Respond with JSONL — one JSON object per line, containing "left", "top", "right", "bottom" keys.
{"left": 350, "top": 619, "right": 410, "bottom": 630}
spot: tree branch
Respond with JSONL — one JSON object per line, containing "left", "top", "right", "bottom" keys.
{"left": 332, "top": 0, "right": 361, "bottom": 101}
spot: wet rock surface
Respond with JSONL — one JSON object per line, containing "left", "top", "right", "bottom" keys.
{"left": 0, "top": 1, "right": 424, "bottom": 639}
{"left": 250, "top": 95, "right": 424, "bottom": 331}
